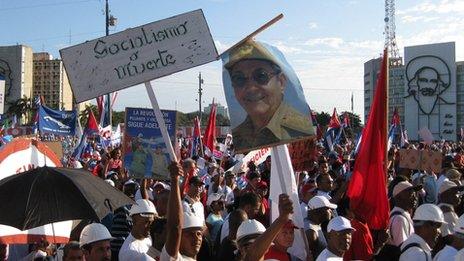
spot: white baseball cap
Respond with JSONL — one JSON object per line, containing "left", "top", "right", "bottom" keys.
{"left": 129, "top": 199, "right": 157, "bottom": 217}
{"left": 207, "top": 193, "right": 224, "bottom": 207}
{"left": 182, "top": 212, "right": 204, "bottom": 229}
{"left": 454, "top": 214, "right": 464, "bottom": 234}
{"left": 413, "top": 203, "right": 445, "bottom": 223}
{"left": 79, "top": 223, "right": 114, "bottom": 247}
{"left": 439, "top": 180, "right": 464, "bottom": 195}
{"left": 104, "top": 179, "right": 115, "bottom": 187}
{"left": 392, "top": 181, "right": 422, "bottom": 197}
{"left": 308, "top": 196, "right": 337, "bottom": 210}
{"left": 327, "top": 216, "right": 355, "bottom": 233}
{"left": 236, "top": 219, "right": 266, "bottom": 242}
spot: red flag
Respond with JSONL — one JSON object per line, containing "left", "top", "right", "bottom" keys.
{"left": 391, "top": 107, "right": 401, "bottom": 126}
{"left": 347, "top": 49, "right": 389, "bottom": 230}
{"left": 329, "top": 108, "right": 341, "bottom": 128}
{"left": 85, "top": 109, "right": 99, "bottom": 135}
{"left": 203, "top": 102, "right": 217, "bottom": 153}
{"left": 343, "top": 112, "right": 351, "bottom": 127}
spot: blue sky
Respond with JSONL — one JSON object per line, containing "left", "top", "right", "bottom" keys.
{"left": 1, "top": 0, "right": 463, "bottom": 119}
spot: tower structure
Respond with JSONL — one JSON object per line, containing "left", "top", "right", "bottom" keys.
{"left": 384, "top": 0, "right": 402, "bottom": 66}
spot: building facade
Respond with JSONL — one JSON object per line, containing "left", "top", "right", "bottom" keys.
{"left": 0, "top": 45, "right": 33, "bottom": 113}
{"left": 33, "top": 52, "right": 74, "bottom": 110}
{"left": 364, "top": 42, "right": 463, "bottom": 141}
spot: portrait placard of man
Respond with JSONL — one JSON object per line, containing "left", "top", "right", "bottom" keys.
{"left": 221, "top": 40, "right": 315, "bottom": 152}
{"left": 405, "top": 55, "right": 453, "bottom": 115}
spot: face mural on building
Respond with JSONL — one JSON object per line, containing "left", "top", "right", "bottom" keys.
{"left": 405, "top": 55, "right": 453, "bottom": 115}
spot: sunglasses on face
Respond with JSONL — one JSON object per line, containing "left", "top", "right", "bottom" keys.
{"left": 230, "top": 68, "right": 280, "bottom": 88}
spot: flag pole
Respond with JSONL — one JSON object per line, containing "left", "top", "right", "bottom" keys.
{"left": 145, "top": 81, "right": 178, "bottom": 162}
{"left": 384, "top": 49, "right": 389, "bottom": 180}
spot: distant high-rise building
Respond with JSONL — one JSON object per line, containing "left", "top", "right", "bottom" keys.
{"left": 203, "top": 102, "right": 229, "bottom": 119}
{"left": 364, "top": 42, "right": 463, "bottom": 141}
{"left": 0, "top": 45, "right": 33, "bottom": 113}
{"left": 33, "top": 52, "right": 75, "bottom": 110}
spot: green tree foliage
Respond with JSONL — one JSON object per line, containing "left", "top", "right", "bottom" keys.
{"left": 6, "top": 96, "right": 33, "bottom": 124}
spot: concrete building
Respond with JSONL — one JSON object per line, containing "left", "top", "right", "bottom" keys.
{"left": 204, "top": 102, "right": 229, "bottom": 118}
{"left": 0, "top": 45, "right": 33, "bottom": 114}
{"left": 33, "top": 52, "right": 74, "bottom": 110}
{"left": 364, "top": 42, "right": 463, "bottom": 141}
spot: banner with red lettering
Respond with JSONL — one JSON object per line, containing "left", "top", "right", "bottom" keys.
{"left": 287, "top": 138, "right": 317, "bottom": 172}
{"left": 228, "top": 147, "right": 271, "bottom": 173}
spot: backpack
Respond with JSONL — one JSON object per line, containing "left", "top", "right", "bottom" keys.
{"left": 375, "top": 211, "right": 409, "bottom": 261}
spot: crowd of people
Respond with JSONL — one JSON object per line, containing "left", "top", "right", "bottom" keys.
{"left": 1, "top": 137, "right": 464, "bottom": 261}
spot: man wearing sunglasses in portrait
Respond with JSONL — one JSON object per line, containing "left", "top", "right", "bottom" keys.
{"left": 224, "top": 40, "right": 314, "bottom": 152}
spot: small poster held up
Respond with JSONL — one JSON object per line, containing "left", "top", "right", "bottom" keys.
{"left": 287, "top": 138, "right": 317, "bottom": 172}
{"left": 399, "top": 148, "right": 442, "bottom": 173}
{"left": 221, "top": 40, "right": 315, "bottom": 152}
{"left": 123, "top": 108, "right": 177, "bottom": 179}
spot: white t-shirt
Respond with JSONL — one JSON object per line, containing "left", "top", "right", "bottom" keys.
{"left": 160, "top": 246, "right": 196, "bottom": 261}
{"left": 316, "top": 248, "right": 342, "bottom": 261}
{"left": 119, "top": 233, "right": 155, "bottom": 261}
{"left": 434, "top": 245, "right": 457, "bottom": 261}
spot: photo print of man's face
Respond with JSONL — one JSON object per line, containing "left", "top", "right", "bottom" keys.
{"left": 405, "top": 55, "right": 452, "bottom": 115}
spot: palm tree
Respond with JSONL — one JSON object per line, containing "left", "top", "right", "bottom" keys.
{"left": 6, "top": 96, "right": 32, "bottom": 124}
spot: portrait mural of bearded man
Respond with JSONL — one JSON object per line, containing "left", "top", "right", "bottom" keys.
{"left": 221, "top": 40, "right": 315, "bottom": 152}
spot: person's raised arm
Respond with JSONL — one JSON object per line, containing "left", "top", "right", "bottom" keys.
{"left": 165, "top": 161, "right": 184, "bottom": 258}
{"left": 140, "top": 178, "right": 149, "bottom": 200}
{"left": 244, "top": 194, "right": 293, "bottom": 261}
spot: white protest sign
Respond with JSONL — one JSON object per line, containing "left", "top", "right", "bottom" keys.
{"left": 60, "top": 9, "right": 218, "bottom": 102}
{"left": 229, "top": 147, "right": 271, "bottom": 173}
{"left": 418, "top": 127, "right": 434, "bottom": 145}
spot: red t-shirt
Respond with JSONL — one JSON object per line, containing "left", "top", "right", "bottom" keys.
{"left": 343, "top": 218, "right": 374, "bottom": 261}
{"left": 264, "top": 245, "right": 290, "bottom": 261}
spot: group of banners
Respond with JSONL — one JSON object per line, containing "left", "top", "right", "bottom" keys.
{"left": 59, "top": 9, "right": 316, "bottom": 157}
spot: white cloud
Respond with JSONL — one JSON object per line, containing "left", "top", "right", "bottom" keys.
{"left": 398, "top": 0, "right": 464, "bottom": 16}
{"left": 305, "top": 37, "right": 344, "bottom": 49}
{"left": 308, "top": 22, "right": 318, "bottom": 29}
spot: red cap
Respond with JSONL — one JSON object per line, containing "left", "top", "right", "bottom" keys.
{"left": 257, "top": 181, "right": 268, "bottom": 188}
{"left": 283, "top": 220, "right": 298, "bottom": 229}
{"left": 301, "top": 182, "right": 317, "bottom": 195}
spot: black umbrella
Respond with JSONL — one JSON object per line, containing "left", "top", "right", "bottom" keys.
{"left": 0, "top": 166, "right": 134, "bottom": 230}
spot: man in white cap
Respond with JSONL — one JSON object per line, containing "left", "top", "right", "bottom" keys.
{"left": 399, "top": 203, "right": 445, "bottom": 261}
{"left": 435, "top": 214, "right": 464, "bottom": 260}
{"left": 316, "top": 216, "right": 354, "bottom": 261}
{"left": 119, "top": 199, "right": 157, "bottom": 261}
{"left": 388, "top": 181, "right": 422, "bottom": 247}
{"left": 162, "top": 161, "right": 205, "bottom": 261}
{"left": 306, "top": 195, "right": 337, "bottom": 258}
{"left": 437, "top": 180, "right": 464, "bottom": 239}
{"left": 235, "top": 194, "right": 295, "bottom": 261}
{"left": 80, "top": 223, "right": 114, "bottom": 261}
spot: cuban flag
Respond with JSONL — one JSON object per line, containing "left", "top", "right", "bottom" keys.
{"left": 190, "top": 116, "right": 201, "bottom": 157}
{"left": 311, "top": 111, "right": 323, "bottom": 141}
{"left": 387, "top": 108, "right": 405, "bottom": 150}
{"left": 324, "top": 108, "right": 343, "bottom": 151}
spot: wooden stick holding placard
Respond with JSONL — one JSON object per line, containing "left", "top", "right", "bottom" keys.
{"left": 218, "top": 13, "right": 283, "bottom": 58}
{"left": 145, "top": 81, "right": 178, "bottom": 162}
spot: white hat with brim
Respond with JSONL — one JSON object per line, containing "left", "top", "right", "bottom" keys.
{"left": 236, "top": 219, "right": 266, "bottom": 242}
{"left": 308, "top": 196, "right": 337, "bottom": 210}
{"left": 439, "top": 180, "right": 464, "bottom": 195}
{"left": 182, "top": 212, "right": 204, "bottom": 230}
{"left": 393, "top": 181, "right": 422, "bottom": 197}
{"left": 327, "top": 216, "right": 355, "bottom": 233}
{"left": 129, "top": 199, "right": 157, "bottom": 217}
{"left": 207, "top": 193, "right": 224, "bottom": 207}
